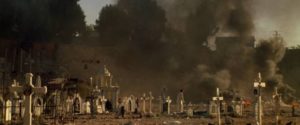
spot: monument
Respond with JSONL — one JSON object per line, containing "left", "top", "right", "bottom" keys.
{"left": 9, "top": 73, "right": 47, "bottom": 125}
{"left": 100, "top": 66, "right": 120, "bottom": 111}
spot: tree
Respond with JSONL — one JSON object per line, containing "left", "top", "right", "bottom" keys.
{"left": 0, "top": 0, "right": 16, "bottom": 38}
{"left": 0, "top": 0, "right": 86, "bottom": 42}
{"left": 48, "top": 0, "right": 86, "bottom": 40}
{"left": 95, "top": 0, "right": 169, "bottom": 71}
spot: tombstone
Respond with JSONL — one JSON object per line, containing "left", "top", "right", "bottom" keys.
{"left": 98, "top": 96, "right": 107, "bottom": 113}
{"left": 187, "top": 102, "right": 193, "bottom": 117}
{"left": 11, "top": 93, "right": 20, "bottom": 116}
{"left": 166, "top": 96, "right": 172, "bottom": 115}
{"left": 148, "top": 92, "right": 154, "bottom": 114}
{"left": 33, "top": 76, "right": 44, "bottom": 117}
{"left": 158, "top": 96, "right": 163, "bottom": 113}
{"left": 131, "top": 96, "right": 137, "bottom": 113}
{"left": 176, "top": 89, "right": 184, "bottom": 113}
{"left": 127, "top": 97, "right": 132, "bottom": 113}
{"left": 9, "top": 73, "right": 47, "bottom": 125}
{"left": 140, "top": 93, "right": 147, "bottom": 114}
{"left": 161, "top": 88, "right": 168, "bottom": 113}
{"left": 233, "top": 101, "right": 243, "bottom": 116}
{"left": 10, "top": 80, "right": 23, "bottom": 117}
{"left": 5, "top": 100, "right": 12, "bottom": 122}
{"left": 209, "top": 101, "right": 218, "bottom": 117}
{"left": 96, "top": 99, "right": 103, "bottom": 114}
{"left": 65, "top": 96, "right": 73, "bottom": 114}
{"left": 73, "top": 94, "right": 82, "bottom": 114}
{"left": 0, "top": 97, "right": 4, "bottom": 122}
{"left": 134, "top": 98, "right": 139, "bottom": 113}
{"left": 33, "top": 97, "right": 43, "bottom": 117}
{"left": 45, "top": 93, "right": 57, "bottom": 116}
{"left": 85, "top": 101, "right": 91, "bottom": 114}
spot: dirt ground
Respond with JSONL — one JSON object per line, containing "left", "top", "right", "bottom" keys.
{"left": 41, "top": 114, "right": 300, "bottom": 125}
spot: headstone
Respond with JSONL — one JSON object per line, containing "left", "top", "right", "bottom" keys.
{"left": 166, "top": 96, "right": 172, "bottom": 115}
{"left": 158, "top": 96, "right": 163, "bottom": 113}
{"left": 209, "top": 101, "right": 218, "bottom": 116}
{"left": 85, "top": 101, "right": 91, "bottom": 114}
{"left": 5, "top": 100, "right": 12, "bottom": 122}
{"left": 9, "top": 73, "right": 47, "bottom": 125}
{"left": 100, "top": 96, "right": 107, "bottom": 113}
{"left": 161, "top": 88, "right": 168, "bottom": 113}
{"left": 66, "top": 96, "right": 73, "bottom": 113}
{"left": 0, "top": 97, "right": 4, "bottom": 121}
{"left": 33, "top": 76, "right": 44, "bottom": 117}
{"left": 176, "top": 89, "right": 184, "bottom": 113}
{"left": 187, "top": 102, "right": 193, "bottom": 117}
{"left": 73, "top": 94, "right": 82, "bottom": 114}
{"left": 148, "top": 92, "right": 154, "bottom": 114}
{"left": 130, "top": 95, "right": 137, "bottom": 113}
{"left": 140, "top": 93, "right": 147, "bottom": 114}
{"left": 33, "top": 97, "right": 43, "bottom": 117}
{"left": 234, "top": 101, "right": 243, "bottom": 116}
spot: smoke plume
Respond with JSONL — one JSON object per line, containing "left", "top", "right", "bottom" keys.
{"left": 58, "top": 0, "right": 288, "bottom": 102}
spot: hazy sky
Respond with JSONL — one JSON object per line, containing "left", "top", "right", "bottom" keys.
{"left": 79, "top": 0, "right": 300, "bottom": 46}
{"left": 78, "top": 0, "right": 115, "bottom": 25}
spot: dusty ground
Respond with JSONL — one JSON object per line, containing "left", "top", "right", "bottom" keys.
{"left": 41, "top": 114, "right": 300, "bottom": 125}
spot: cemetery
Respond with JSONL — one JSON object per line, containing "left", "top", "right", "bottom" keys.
{"left": 0, "top": 66, "right": 298, "bottom": 125}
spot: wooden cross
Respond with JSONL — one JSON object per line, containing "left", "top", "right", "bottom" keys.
{"left": 148, "top": 91, "right": 154, "bottom": 114}
{"left": 9, "top": 73, "right": 47, "bottom": 125}
{"left": 212, "top": 88, "right": 223, "bottom": 125}
{"left": 254, "top": 72, "right": 266, "bottom": 125}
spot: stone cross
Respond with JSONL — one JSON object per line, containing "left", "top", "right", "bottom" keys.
{"left": 140, "top": 93, "right": 147, "bottom": 113}
{"left": 9, "top": 73, "right": 47, "bottom": 125}
{"left": 254, "top": 72, "right": 266, "bottom": 125}
{"left": 148, "top": 92, "right": 154, "bottom": 114}
{"left": 166, "top": 96, "right": 172, "bottom": 115}
{"left": 212, "top": 88, "right": 223, "bottom": 125}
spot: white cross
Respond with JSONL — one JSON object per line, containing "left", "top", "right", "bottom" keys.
{"left": 148, "top": 92, "right": 154, "bottom": 114}
{"left": 166, "top": 96, "right": 172, "bottom": 115}
{"left": 212, "top": 88, "right": 223, "bottom": 125}
{"left": 9, "top": 73, "right": 47, "bottom": 125}
{"left": 253, "top": 72, "right": 266, "bottom": 125}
